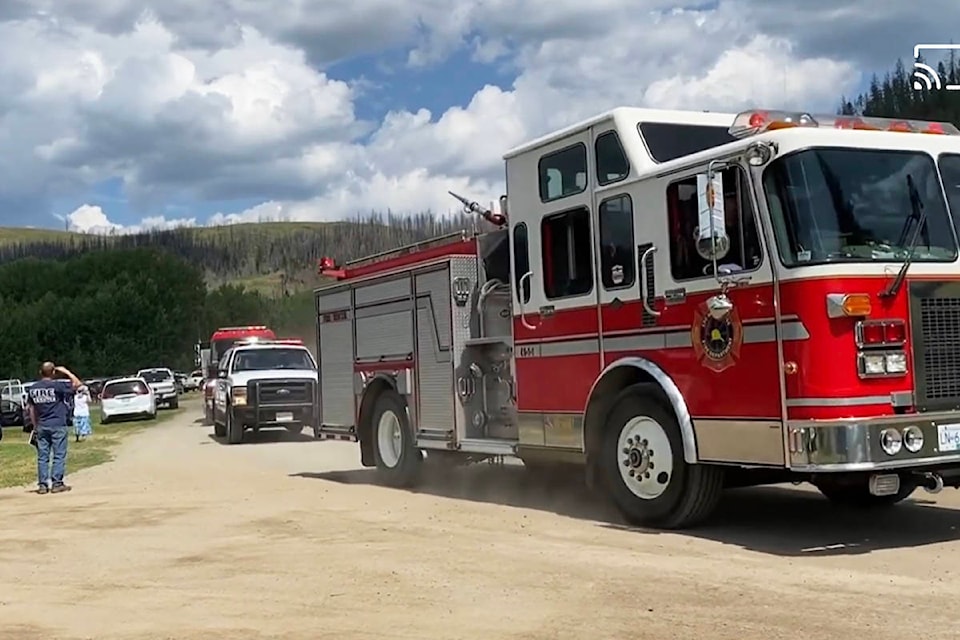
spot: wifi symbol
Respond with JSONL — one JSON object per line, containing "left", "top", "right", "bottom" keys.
{"left": 913, "top": 62, "right": 943, "bottom": 90}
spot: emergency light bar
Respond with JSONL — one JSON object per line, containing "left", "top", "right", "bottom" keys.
{"left": 234, "top": 337, "right": 304, "bottom": 346}
{"left": 729, "top": 109, "right": 960, "bottom": 139}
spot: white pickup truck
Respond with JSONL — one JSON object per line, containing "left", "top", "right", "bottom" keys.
{"left": 136, "top": 368, "right": 180, "bottom": 409}
{"left": 212, "top": 340, "right": 318, "bottom": 444}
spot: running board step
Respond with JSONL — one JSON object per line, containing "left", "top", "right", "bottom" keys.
{"left": 458, "top": 438, "right": 517, "bottom": 456}
{"left": 417, "top": 428, "right": 456, "bottom": 449}
{"left": 316, "top": 425, "right": 358, "bottom": 442}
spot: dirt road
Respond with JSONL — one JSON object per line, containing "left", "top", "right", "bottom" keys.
{"left": 2, "top": 400, "right": 960, "bottom": 639}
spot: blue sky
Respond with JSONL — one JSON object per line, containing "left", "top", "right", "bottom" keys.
{"left": 0, "top": 0, "right": 956, "bottom": 233}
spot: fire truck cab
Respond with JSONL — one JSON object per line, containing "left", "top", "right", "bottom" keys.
{"left": 315, "top": 106, "right": 960, "bottom": 529}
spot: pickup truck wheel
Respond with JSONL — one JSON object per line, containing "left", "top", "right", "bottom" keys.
{"left": 371, "top": 390, "right": 422, "bottom": 488}
{"left": 285, "top": 424, "right": 305, "bottom": 434}
{"left": 170, "top": 398, "right": 179, "bottom": 410}
{"left": 226, "top": 409, "right": 243, "bottom": 444}
{"left": 213, "top": 416, "right": 226, "bottom": 438}
{"left": 601, "top": 383, "right": 724, "bottom": 530}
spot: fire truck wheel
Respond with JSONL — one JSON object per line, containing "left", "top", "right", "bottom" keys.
{"left": 371, "top": 391, "right": 422, "bottom": 488}
{"left": 815, "top": 478, "right": 917, "bottom": 507}
{"left": 601, "top": 383, "right": 723, "bottom": 529}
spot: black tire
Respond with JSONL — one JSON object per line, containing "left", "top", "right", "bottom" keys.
{"left": 226, "top": 408, "right": 243, "bottom": 444}
{"left": 214, "top": 417, "right": 226, "bottom": 438}
{"left": 600, "top": 383, "right": 724, "bottom": 529}
{"left": 816, "top": 478, "right": 917, "bottom": 507}
{"left": 203, "top": 405, "right": 214, "bottom": 426}
{"left": 370, "top": 390, "right": 422, "bottom": 488}
{"left": 170, "top": 398, "right": 179, "bottom": 410}
{"left": 285, "top": 424, "right": 304, "bottom": 434}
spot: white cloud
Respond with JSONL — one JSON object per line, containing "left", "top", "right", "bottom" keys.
{"left": 0, "top": 0, "right": 953, "bottom": 233}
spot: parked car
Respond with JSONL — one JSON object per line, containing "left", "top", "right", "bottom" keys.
{"left": 0, "top": 398, "right": 23, "bottom": 427}
{"left": 100, "top": 377, "right": 156, "bottom": 424}
{"left": 174, "top": 372, "right": 186, "bottom": 394}
{"left": 184, "top": 369, "right": 203, "bottom": 392}
{"left": 136, "top": 368, "right": 179, "bottom": 409}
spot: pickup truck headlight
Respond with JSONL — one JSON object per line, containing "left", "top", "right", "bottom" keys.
{"left": 231, "top": 386, "right": 247, "bottom": 406}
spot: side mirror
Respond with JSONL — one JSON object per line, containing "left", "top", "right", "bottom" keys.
{"left": 695, "top": 165, "right": 730, "bottom": 263}
{"left": 217, "top": 370, "right": 227, "bottom": 379}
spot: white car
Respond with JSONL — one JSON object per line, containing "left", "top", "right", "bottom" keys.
{"left": 184, "top": 369, "right": 203, "bottom": 392}
{"left": 100, "top": 377, "right": 157, "bottom": 424}
{"left": 136, "top": 367, "right": 180, "bottom": 409}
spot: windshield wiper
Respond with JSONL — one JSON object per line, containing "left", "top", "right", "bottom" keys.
{"left": 880, "top": 174, "right": 927, "bottom": 298}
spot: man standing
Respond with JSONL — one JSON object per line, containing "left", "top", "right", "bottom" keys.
{"left": 26, "top": 362, "right": 82, "bottom": 494}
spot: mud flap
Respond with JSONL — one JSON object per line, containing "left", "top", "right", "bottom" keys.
{"left": 316, "top": 424, "right": 358, "bottom": 442}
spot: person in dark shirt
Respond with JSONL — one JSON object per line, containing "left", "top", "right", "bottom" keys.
{"left": 26, "top": 362, "right": 82, "bottom": 494}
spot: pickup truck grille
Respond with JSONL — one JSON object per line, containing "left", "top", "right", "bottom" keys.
{"left": 909, "top": 281, "right": 960, "bottom": 412}
{"left": 253, "top": 379, "right": 313, "bottom": 405}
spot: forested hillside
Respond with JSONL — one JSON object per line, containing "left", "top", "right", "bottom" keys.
{"left": 0, "top": 212, "right": 476, "bottom": 296}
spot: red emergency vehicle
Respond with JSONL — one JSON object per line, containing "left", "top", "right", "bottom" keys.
{"left": 313, "top": 106, "right": 960, "bottom": 528}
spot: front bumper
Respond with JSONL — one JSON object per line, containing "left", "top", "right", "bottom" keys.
{"left": 233, "top": 404, "right": 315, "bottom": 427}
{"left": 789, "top": 410, "right": 960, "bottom": 472}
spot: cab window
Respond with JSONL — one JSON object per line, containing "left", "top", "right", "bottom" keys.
{"left": 598, "top": 194, "right": 635, "bottom": 289}
{"left": 539, "top": 143, "right": 587, "bottom": 202}
{"left": 595, "top": 131, "right": 629, "bottom": 185}
{"left": 666, "top": 166, "right": 762, "bottom": 281}
{"left": 541, "top": 207, "right": 593, "bottom": 298}
{"left": 513, "top": 222, "right": 531, "bottom": 303}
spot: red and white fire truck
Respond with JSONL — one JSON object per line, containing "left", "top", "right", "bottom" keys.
{"left": 201, "top": 325, "right": 276, "bottom": 424}
{"left": 313, "top": 106, "right": 960, "bottom": 529}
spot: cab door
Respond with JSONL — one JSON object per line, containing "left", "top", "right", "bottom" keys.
{"left": 645, "top": 162, "right": 783, "bottom": 423}
{"left": 510, "top": 133, "right": 600, "bottom": 449}
{"left": 213, "top": 349, "right": 233, "bottom": 422}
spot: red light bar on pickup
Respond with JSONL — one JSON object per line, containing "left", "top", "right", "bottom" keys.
{"left": 729, "top": 109, "right": 960, "bottom": 138}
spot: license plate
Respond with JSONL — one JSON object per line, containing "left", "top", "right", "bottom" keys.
{"left": 276, "top": 412, "right": 294, "bottom": 422}
{"left": 937, "top": 423, "right": 960, "bottom": 452}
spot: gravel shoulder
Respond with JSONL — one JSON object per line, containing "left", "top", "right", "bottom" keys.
{"left": 2, "top": 399, "right": 959, "bottom": 639}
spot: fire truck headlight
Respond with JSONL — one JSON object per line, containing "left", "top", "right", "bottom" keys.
{"left": 884, "top": 352, "right": 907, "bottom": 373}
{"left": 862, "top": 354, "right": 886, "bottom": 375}
{"left": 902, "top": 426, "right": 924, "bottom": 453}
{"left": 879, "top": 428, "right": 903, "bottom": 455}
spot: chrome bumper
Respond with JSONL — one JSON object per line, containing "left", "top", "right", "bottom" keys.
{"left": 788, "top": 411, "right": 960, "bottom": 472}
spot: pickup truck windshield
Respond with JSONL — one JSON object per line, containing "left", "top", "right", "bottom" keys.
{"left": 140, "top": 370, "right": 172, "bottom": 383}
{"left": 232, "top": 348, "right": 315, "bottom": 372}
{"left": 762, "top": 148, "right": 958, "bottom": 266}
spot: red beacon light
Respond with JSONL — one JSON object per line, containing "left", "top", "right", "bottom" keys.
{"left": 729, "top": 110, "right": 818, "bottom": 137}
{"left": 730, "top": 109, "right": 960, "bottom": 138}
{"left": 317, "top": 256, "right": 347, "bottom": 280}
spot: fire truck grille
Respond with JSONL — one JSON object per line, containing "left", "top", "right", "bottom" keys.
{"left": 909, "top": 281, "right": 960, "bottom": 411}
{"left": 254, "top": 380, "right": 313, "bottom": 405}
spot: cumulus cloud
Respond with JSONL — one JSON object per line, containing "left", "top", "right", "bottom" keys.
{"left": 0, "top": 0, "right": 954, "bottom": 233}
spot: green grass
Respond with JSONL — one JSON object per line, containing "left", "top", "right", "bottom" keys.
{"left": 0, "top": 406, "right": 185, "bottom": 488}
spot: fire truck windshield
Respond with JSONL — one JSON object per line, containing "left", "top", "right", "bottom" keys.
{"left": 761, "top": 148, "right": 958, "bottom": 267}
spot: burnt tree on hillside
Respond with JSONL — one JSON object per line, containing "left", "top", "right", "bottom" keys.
{"left": 0, "top": 210, "right": 479, "bottom": 289}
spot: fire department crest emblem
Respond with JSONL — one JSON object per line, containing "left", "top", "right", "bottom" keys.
{"left": 691, "top": 302, "right": 742, "bottom": 372}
